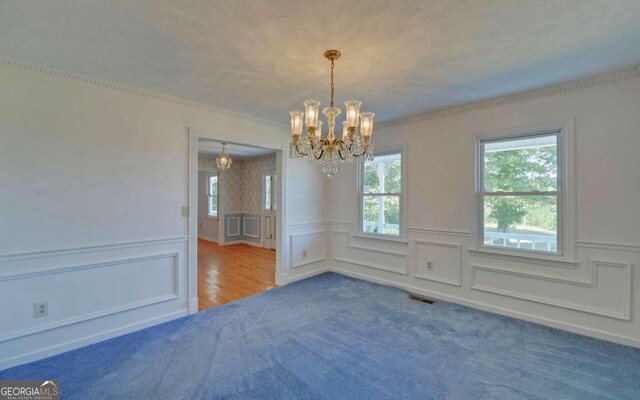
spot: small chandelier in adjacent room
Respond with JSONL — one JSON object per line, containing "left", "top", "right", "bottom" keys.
{"left": 289, "top": 49, "right": 375, "bottom": 179}
{"left": 216, "top": 143, "right": 232, "bottom": 171}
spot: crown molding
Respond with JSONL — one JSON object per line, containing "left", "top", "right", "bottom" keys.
{"left": 5, "top": 55, "right": 638, "bottom": 132}
{"left": 379, "top": 65, "right": 640, "bottom": 128}
{"left": 0, "top": 56, "right": 289, "bottom": 130}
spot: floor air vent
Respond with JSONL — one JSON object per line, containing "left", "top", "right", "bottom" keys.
{"left": 408, "top": 294, "right": 437, "bottom": 305}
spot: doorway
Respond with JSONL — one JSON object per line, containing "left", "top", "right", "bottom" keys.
{"left": 188, "top": 131, "right": 285, "bottom": 313}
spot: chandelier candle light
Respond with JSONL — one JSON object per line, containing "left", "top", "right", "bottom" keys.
{"left": 216, "top": 143, "right": 232, "bottom": 171}
{"left": 289, "top": 49, "right": 375, "bottom": 179}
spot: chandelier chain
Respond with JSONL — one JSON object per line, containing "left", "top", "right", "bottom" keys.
{"left": 330, "top": 59, "right": 335, "bottom": 107}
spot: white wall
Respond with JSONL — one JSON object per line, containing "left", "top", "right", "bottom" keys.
{"left": 0, "top": 60, "right": 329, "bottom": 369}
{"left": 327, "top": 69, "right": 640, "bottom": 347}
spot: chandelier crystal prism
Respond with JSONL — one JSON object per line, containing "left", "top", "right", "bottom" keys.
{"left": 289, "top": 49, "right": 375, "bottom": 179}
{"left": 216, "top": 143, "right": 232, "bottom": 171}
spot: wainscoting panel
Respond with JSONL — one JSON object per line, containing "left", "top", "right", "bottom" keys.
{"left": 414, "top": 240, "right": 462, "bottom": 286}
{"left": 226, "top": 216, "right": 241, "bottom": 238}
{"left": 284, "top": 222, "right": 328, "bottom": 284}
{"left": 0, "top": 237, "right": 187, "bottom": 370}
{"left": 471, "top": 261, "right": 631, "bottom": 320}
{"left": 0, "top": 252, "right": 178, "bottom": 342}
{"left": 244, "top": 217, "right": 260, "bottom": 238}
{"left": 332, "top": 230, "right": 408, "bottom": 275}
{"left": 290, "top": 230, "right": 326, "bottom": 268}
{"left": 223, "top": 213, "right": 262, "bottom": 245}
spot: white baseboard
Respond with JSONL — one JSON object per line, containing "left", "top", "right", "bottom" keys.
{"left": 285, "top": 267, "right": 330, "bottom": 284}
{"left": 188, "top": 298, "right": 199, "bottom": 314}
{"left": 197, "top": 235, "right": 218, "bottom": 243}
{"left": 0, "top": 309, "right": 188, "bottom": 371}
{"left": 241, "top": 240, "right": 263, "bottom": 248}
{"left": 218, "top": 240, "right": 263, "bottom": 248}
{"left": 328, "top": 265, "right": 640, "bottom": 349}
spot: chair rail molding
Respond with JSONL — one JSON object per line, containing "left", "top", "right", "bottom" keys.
{"left": 407, "top": 227, "right": 471, "bottom": 237}
{"left": 0, "top": 236, "right": 188, "bottom": 262}
{"left": 575, "top": 240, "right": 640, "bottom": 253}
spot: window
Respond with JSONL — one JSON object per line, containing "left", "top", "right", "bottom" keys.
{"left": 478, "top": 131, "right": 561, "bottom": 254}
{"left": 359, "top": 150, "right": 403, "bottom": 237}
{"left": 263, "top": 174, "right": 276, "bottom": 210}
{"left": 207, "top": 175, "right": 218, "bottom": 217}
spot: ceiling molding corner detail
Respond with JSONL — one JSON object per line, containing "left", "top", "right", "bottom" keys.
{"left": 379, "top": 67, "right": 640, "bottom": 129}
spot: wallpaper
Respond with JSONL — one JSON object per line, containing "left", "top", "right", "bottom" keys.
{"left": 240, "top": 155, "right": 276, "bottom": 214}
{"left": 199, "top": 154, "right": 275, "bottom": 215}
{"left": 197, "top": 170, "right": 218, "bottom": 240}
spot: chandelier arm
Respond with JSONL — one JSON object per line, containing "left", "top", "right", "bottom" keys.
{"left": 349, "top": 145, "right": 370, "bottom": 158}
{"left": 334, "top": 140, "right": 348, "bottom": 161}
{"left": 294, "top": 143, "right": 310, "bottom": 157}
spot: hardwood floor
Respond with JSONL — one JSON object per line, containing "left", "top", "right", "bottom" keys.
{"left": 198, "top": 239, "right": 276, "bottom": 311}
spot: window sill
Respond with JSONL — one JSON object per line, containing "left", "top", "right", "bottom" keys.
{"left": 205, "top": 216, "right": 219, "bottom": 221}
{"left": 352, "top": 233, "right": 409, "bottom": 244}
{"left": 468, "top": 247, "right": 578, "bottom": 269}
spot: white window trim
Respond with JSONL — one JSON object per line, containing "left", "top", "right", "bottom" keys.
{"left": 206, "top": 173, "right": 219, "bottom": 219}
{"left": 357, "top": 145, "right": 408, "bottom": 241}
{"left": 473, "top": 119, "right": 576, "bottom": 263}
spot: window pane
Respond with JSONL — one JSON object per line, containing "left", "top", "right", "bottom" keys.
{"left": 208, "top": 196, "right": 218, "bottom": 217}
{"left": 363, "top": 152, "right": 401, "bottom": 194}
{"left": 483, "top": 134, "right": 558, "bottom": 192}
{"left": 362, "top": 195, "right": 400, "bottom": 236}
{"left": 483, "top": 195, "right": 558, "bottom": 253}
{"left": 208, "top": 176, "right": 218, "bottom": 196}
{"left": 264, "top": 175, "right": 271, "bottom": 209}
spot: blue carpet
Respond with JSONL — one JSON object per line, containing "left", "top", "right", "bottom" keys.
{"left": 2, "top": 272, "right": 640, "bottom": 399}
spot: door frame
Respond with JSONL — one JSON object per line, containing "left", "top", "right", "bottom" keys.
{"left": 187, "top": 127, "right": 287, "bottom": 314}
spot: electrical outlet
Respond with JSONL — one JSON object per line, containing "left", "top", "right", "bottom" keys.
{"left": 427, "top": 261, "right": 433, "bottom": 271}
{"left": 34, "top": 301, "right": 48, "bottom": 318}
{"left": 302, "top": 250, "right": 307, "bottom": 258}
{"left": 181, "top": 206, "right": 189, "bottom": 217}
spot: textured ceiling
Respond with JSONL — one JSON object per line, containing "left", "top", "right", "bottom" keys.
{"left": 198, "top": 140, "right": 274, "bottom": 159}
{"left": 1, "top": 1, "right": 639, "bottom": 124}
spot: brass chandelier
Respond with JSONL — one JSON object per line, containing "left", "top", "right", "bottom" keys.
{"left": 289, "top": 49, "right": 375, "bottom": 179}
